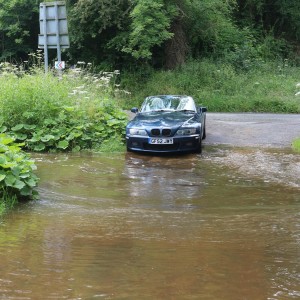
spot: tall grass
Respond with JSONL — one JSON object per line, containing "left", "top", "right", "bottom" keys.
{"left": 121, "top": 59, "right": 300, "bottom": 113}
{"left": 0, "top": 62, "right": 128, "bottom": 152}
{"left": 0, "top": 63, "right": 125, "bottom": 126}
{"left": 0, "top": 189, "right": 18, "bottom": 215}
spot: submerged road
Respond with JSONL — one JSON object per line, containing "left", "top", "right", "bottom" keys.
{"left": 205, "top": 113, "right": 300, "bottom": 148}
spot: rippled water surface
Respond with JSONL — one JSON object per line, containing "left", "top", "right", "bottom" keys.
{"left": 0, "top": 147, "right": 299, "bottom": 299}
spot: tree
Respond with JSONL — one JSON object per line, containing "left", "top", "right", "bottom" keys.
{"left": 123, "top": 0, "right": 177, "bottom": 60}
{"left": 67, "top": 0, "right": 132, "bottom": 67}
{"left": 0, "top": 0, "right": 40, "bottom": 60}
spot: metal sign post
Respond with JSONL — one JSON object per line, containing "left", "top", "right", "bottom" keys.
{"left": 38, "top": 1, "right": 69, "bottom": 73}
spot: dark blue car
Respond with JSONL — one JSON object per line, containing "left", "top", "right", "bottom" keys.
{"left": 126, "top": 95, "right": 207, "bottom": 153}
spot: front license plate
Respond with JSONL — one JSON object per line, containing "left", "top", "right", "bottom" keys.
{"left": 149, "top": 138, "right": 173, "bottom": 144}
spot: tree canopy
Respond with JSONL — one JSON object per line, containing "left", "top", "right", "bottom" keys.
{"left": 0, "top": 0, "right": 300, "bottom": 69}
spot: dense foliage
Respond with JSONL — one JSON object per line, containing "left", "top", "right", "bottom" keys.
{"left": 0, "top": 63, "right": 128, "bottom": 153}
{"left": 0, "top": 133, "right": 39, "bottom": 214}
{"left": 1, "top": 0, "right": 300, "bottom": 69}
{"left": 0, "top": 0, "right": 39, "bottom": 61}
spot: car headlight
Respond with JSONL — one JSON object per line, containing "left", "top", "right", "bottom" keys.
{"left": 129, "top": 128, "right": 148, "bottom": 136}
{"left": 175, "top": 128, "right": 197, "bottom": 136}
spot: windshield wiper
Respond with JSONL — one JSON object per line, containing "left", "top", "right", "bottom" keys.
{"left": 177, "top": 109, "right": 195, "bottom": 113}
{"left": 152, "top": 109, "right": 174, "bottom": 112}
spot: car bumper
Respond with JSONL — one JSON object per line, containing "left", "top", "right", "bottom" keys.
{"left": 126, "top": 135, "right": 201, "bottom": 153}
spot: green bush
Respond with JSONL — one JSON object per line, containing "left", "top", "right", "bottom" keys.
{"left": 0, "top": 63, "right": 129, "bottom": 152}
{"left": 0, "top": 133, "right": 39, "bottom": 214}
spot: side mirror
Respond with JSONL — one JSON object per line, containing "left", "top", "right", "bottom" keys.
{"left": 197, "top": 106, "right": 207, "bottom": 113}
{"left": 131, "top": 107, "right": 139, "bottom": 113}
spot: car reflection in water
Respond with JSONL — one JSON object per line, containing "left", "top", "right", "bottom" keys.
{"left": 124, "top": 152, "right": 207, "bottom": 211}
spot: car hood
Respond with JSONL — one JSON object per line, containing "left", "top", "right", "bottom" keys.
{"left": 127, "top": 111, "right": 198, "bottom": 128}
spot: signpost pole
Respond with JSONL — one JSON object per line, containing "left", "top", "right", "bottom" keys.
{"left": 42, "top": 3, "right": 49, "bottom": 73}
{"left": 54, "top": 2, "right": 62, "bottom": 77}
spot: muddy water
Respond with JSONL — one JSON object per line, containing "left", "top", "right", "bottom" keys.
{"left": 0, "top": 148, "right": 299, "bottom": 299}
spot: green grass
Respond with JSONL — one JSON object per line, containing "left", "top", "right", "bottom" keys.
{"left": 0, "top": 63, "right": 128, "bottom": 153}
{"left": 292, "top": 138, "right": 300, "bottom": 152}
{"left": 0, "top": 189, "right": 18, "bottom": 216}
{"left": 121, "top": 59, "right": 300, "bottom": 113}
{"left": 97, "top": 135, "right": 126, "bottom": 152}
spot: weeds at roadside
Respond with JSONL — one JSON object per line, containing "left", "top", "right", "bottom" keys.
{"left": 0, "top": 188, "right": 18, "bottom": 215}
{"left": 0, "top": 61, "right": 129, "bottom": 153}
{"left": 292, "top": 138, "right": 300, "bottom": 153}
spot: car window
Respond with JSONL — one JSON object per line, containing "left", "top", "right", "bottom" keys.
{"left": 141, "top": 96, "right": 196, "bottom": 112}
{"left": 176, "top": 98, "right": 196, "bottom": 111}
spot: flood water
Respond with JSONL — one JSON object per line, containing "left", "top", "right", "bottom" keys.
{"left": 0, "top": 147, "right": 299, "bottom": 299}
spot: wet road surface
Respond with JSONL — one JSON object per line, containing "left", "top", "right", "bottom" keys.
{"left": 205, "top": 113, "right": 300, "bottom": 148}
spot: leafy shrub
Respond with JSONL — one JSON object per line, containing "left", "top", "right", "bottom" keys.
{"left": 0, "top": 63, "right": 129, "bottom": 152}
{"left": 0, "top": 133, "right": 39, "bottom": 213}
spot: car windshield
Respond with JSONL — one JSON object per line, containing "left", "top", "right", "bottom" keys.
{"left": 140, "top": 96, "right": 196, "bottom": 113}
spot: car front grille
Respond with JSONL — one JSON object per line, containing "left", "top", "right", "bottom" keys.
{"left": 150, "top": 128, "right": 172, "bottom": 137}
{"left": 162, "top": 128, "right": 171, "bottom": 136}
{"left": 151, "top": 129, "right": 160, "bottom": 136}
{"left": 143, "top": 143, "right": 179, "bottom": 151}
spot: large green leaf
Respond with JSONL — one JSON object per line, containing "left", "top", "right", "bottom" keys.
{"left": 15, "top": 133, "right": 27, "bottom": 140}
{"left": 41, "top": 135, "right": 55, "bottom": 142}
{"left": 57, "top": 140, "right": 69, "bottom": 149}
{"left": 11, "top": 124, "right": 24, "bottom": 131}
{"left": 20, "top": 186, "right": 32, "bottom": 196}
{"left": 13, "top": 180, "right": 26, "bottom": 190}
{"left": 24, "top": 124, "right": 36, "bottom": 130}
{"left": 0, "top": 155, "right": 7, "bottom": 165}
{"left": 29, "top": 135, "right": 41, "bottom": 142}
{"left": 33, "top": 143, "right": 46, "bottom": 151}
{"left": 19, "top": 171, "right": 30, "bottom": 179}
{"left": 25, "top": 178, "right": 37, "bottom": 187}
{"left": 5, "top": 174, "right": 16, "bottom": 187}
{"left": 1, "top": 162, "right": 17, "bottom": 169}
{"left": 11, "top": 166, "right": 21, "bottom": 176}
{"left": 0, "top": 126, "right": 7, "bottom": 133}
{"left": 0, "top": 136, "right": 14, "bottom": 145}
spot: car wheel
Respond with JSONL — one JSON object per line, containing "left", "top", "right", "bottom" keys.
{"left": 195, "top": 138, "right": 202, "bottom": 153}
{"left": 202, "top": 122, "right": 206, "bottom": 140}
